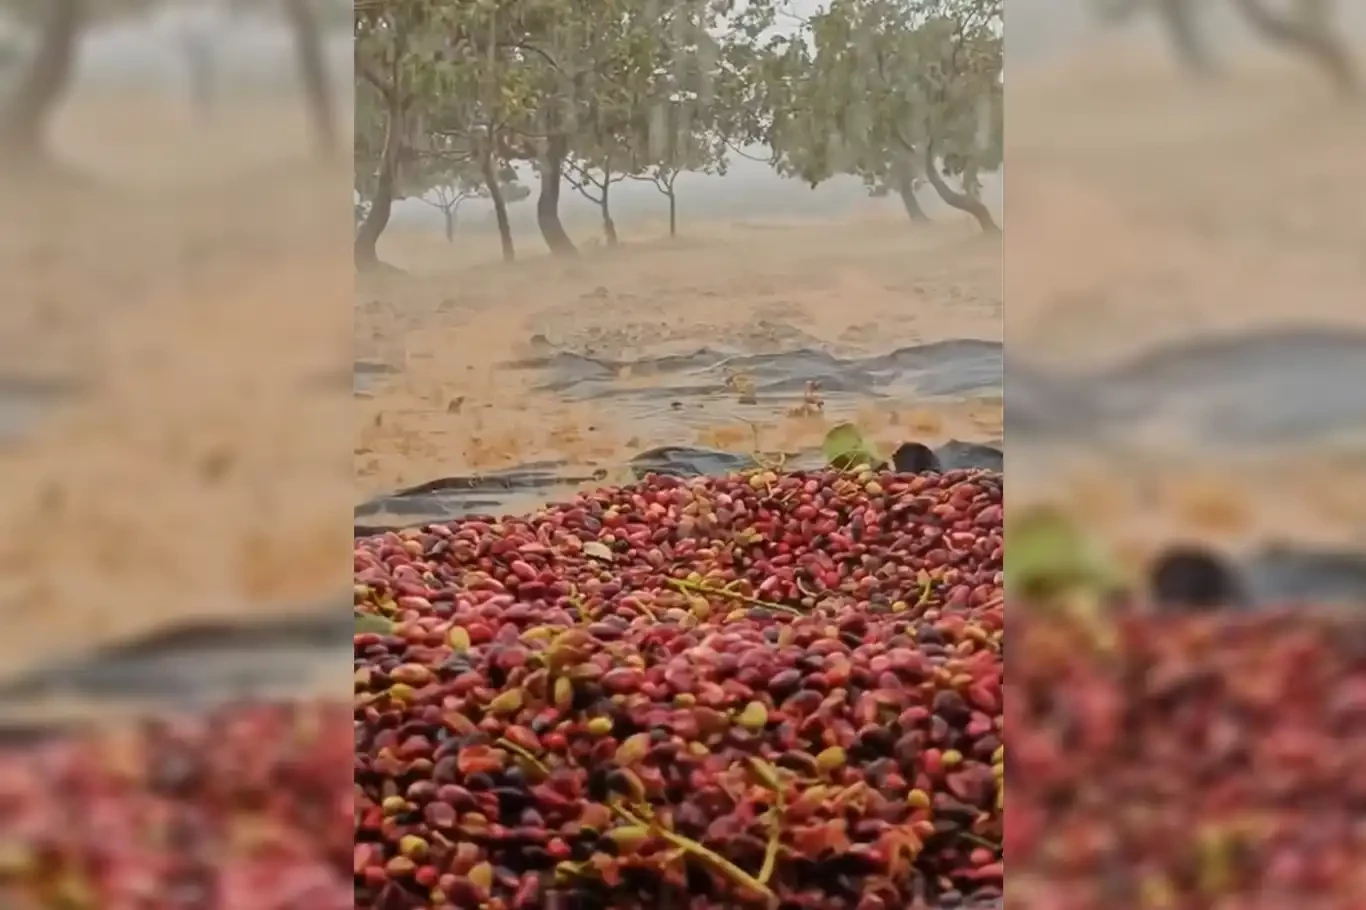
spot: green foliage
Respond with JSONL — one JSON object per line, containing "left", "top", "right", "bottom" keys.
{"left": 352, "top": 0, "right": 1002, "bottom": 246}
{"left": 355, "top": 612, "right": 396, "bottom": 635}
{"left": 1004, "top": 506, "right": 1124, "bottom": 601}
{"left": 722, "top": 0, "right": 1001, "bottom": 204}
{"left": 822, "top": 423, "right": 882, "bottom": 471}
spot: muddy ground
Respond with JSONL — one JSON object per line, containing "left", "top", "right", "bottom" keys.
{"left": 355, "top": 217, "right": 1004, "bottom": 519}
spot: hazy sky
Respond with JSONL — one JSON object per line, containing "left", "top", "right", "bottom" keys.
{"left": 2, "top": 11, "right": 351, "bottom": 88}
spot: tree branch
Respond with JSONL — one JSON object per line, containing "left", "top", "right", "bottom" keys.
{"left": 355, "top": 44, "right": 395, "bottom": 103}
{"left": 721, "top": 137, "right": 777, "bottom": 164}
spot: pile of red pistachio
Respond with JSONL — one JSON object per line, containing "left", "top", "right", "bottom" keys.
{"left": 1010, "top": 607, "right": 1366, "bottom": 909}
{"left": 0, "top": 701, "right": 353, "bottom": 910}
{"left": 355, "top": 467, "right": 1004, "bottom": 909}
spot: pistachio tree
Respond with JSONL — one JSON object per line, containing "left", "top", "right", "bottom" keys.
{"left": 354, "top": 0, "right": 460, "bottom": 268}
{"left": 0, "top": 0, "right": 86, "bottom": 166}
{"left": 555, "top": 0, "right": 727, "bottom": 245}
{"left": 1, "top": 0, "right": 341, "bottom": 168}
{"left": 1235, "top": 0, "right": 1356, "bottom": 95}
{"left": 412, "top": 152, "right": 529, "bottom": 246}
{"left": 1089, "top": 0, "right": 1357, "bottom": 95}
{"left": 354, "top": 0, "right": 566, "bottom": 261}
{"left": 556, "top": 7, "right": 651, "bottom": 248}
{"left": 353, "top": 0, "right": 737, "bottom": 257}
{"left": 629, "top": 11, "right": 729, "bottom": 238}
{"left": 280, "top": 0, "right": 340, "bottom": 155}
{"left": 353, "top": 0, "right": 409, "bottom": 268}
{"left": 503, "top": 0, "right": 713, "bottom": 253}
{"left": 733, "top": 0, "right": 1001, "bottom": 232}
{"left": 409, "top": 0, "right": 587, "bottom": 256}
{"left": 1091, "top": 0, "right": 1216, "bottom": 75}
{"left": 630, "top": 98, "right": 728, "bottom": 237}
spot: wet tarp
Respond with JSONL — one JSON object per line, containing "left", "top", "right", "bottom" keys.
{"left": 0, "top": 601, "right": 352, "bottom": 744}
{"left": 1007, "top": 327, "right": 1366, "bottom": 447}
{"left": 506, "top": 339, "right": 1004, "bottom": 401}
{"left": 0, "top": 373, "right": 84, "bottom": 445}
{"left": 356, "top": 339, "right": 1003, "bottom": 439}
{"left": 356, "top": 335, "right": 1005, "bottom": 530}
{"left": 353, "top": 359, "right": 401, "bottom": 396}
{"left": 354, "top": 440, "right": 1006, "bottom": 535}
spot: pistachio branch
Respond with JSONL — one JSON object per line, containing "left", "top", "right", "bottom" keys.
{"left": 666, "top": 577, "right": 805, "bottom": 617}
{"left": 610, "top": 802, "right": 777, "bottom": 905}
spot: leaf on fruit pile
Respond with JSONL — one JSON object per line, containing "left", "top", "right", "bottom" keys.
{"left": 355, "top": 612, "right": 395, "bottom": 635}
{"left": 822, "top": 423, "right": 881, "bottom": 471}
{"left": 583, "top": 541, "right": 614, "bottom": 562}
{"left": 1004, "top": 505, "right": 1122, "bottom": 599}
{"left": 1006, "top": 506, "right": 1127, "bottom": 650}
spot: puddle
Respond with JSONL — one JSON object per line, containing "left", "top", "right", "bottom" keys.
{"left": 355, "top": 440, "right": 1005, "bottom": 533}
{"left": 0, "top": 374, "right": 84, "bottom": 444}
{"left": 0, "top": 598, "right": 351, "bottom": 733}
{"left": 1008, "top": 327, "right": 1366, "bottom": 449}
{"left": 354, "top": 359, "right": 401, "bottom": 396}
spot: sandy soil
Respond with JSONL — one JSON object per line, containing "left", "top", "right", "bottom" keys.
{"left": 0, "top": 92, "right": 353, "bottom": 677}
{"left": 1007, "top": 35, "right": 1366, "bottom": 559}
{"left": 356, "top": 216, "right": 1004, "bottom": 501}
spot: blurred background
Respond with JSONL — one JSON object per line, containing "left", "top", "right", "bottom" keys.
{"left": 1007, "top": 3, "right": 1366, "bottom": 908}
{"left": 1007, "top": 0, "right": 1366, "bottom": 588}
{"left": 0, "top": 0, "right": 352, "bottom": 730}
{"left": 0, "top": 3, "right": 355, "bottom": 906}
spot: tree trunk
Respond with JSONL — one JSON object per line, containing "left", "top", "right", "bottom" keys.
{"left": 482, "top": 154, "right": 516, "bottom": 263}
{"left": 282, "top": 0, "right": 338, "bottom": 156}
{"left": 355, "top": 104, "right": 400, "bottom": 271}
{"left": 668, "top": 191, "right": 677, "bottom": 237}
{"left": 536, "top": 134, "right": 577, "bottom": 256}
{"left": 0, "top": 0, "right": 84, "bottom": 164}
{"left": 184, "top": 37, "right": 218, "bottom": 120}
{"left": 1156, "top": 0, "right": 1217, "bottom": 76}
{"left": 600, "top": 180, "right": 618, "bottom": 246}
{"left": 443, "top": 209, "right": 455, "bottom": 243}
{"left": 923, "top": 142, "right": 999, "bottom": 233}
{"left": 1234, "top": 0, "right": 1358, "bottom": 95}
{"left": 895, "top": 174, "right": 931, "bottom": 222}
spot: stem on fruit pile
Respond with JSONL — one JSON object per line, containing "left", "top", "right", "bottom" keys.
{"left": 916, "top": 574, "right": 933, "bottom": 607}
{"left": 959, "top": 831, "right": 1000, "bottom": 851}
{"left": 611, "top": 802, "right": 778, "bottom": 906}
{"left": 665, "top": 577, "right": 805, "bottom": 617}
{"left": 495, "top": 738, "right": 550, "bottom": 777}
{"left": 748, "top": 757, "right": 786, "bottom": 885}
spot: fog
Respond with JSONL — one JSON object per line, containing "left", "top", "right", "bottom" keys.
{"left": 41, "top": 0, "right": 1366, "bottom": 234}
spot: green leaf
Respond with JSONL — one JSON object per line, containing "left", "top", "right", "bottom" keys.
{"left": 1004, "top": 506, "right": 1124, "bottom": 599}
{"left": 822, "top": 422, "right": 881, "bottom": 471}
{"left": 583, "top": 541, "right": 614, "bottom": 562}
{"left": 355, "top": 612, "right": 396, "bottom": 635}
